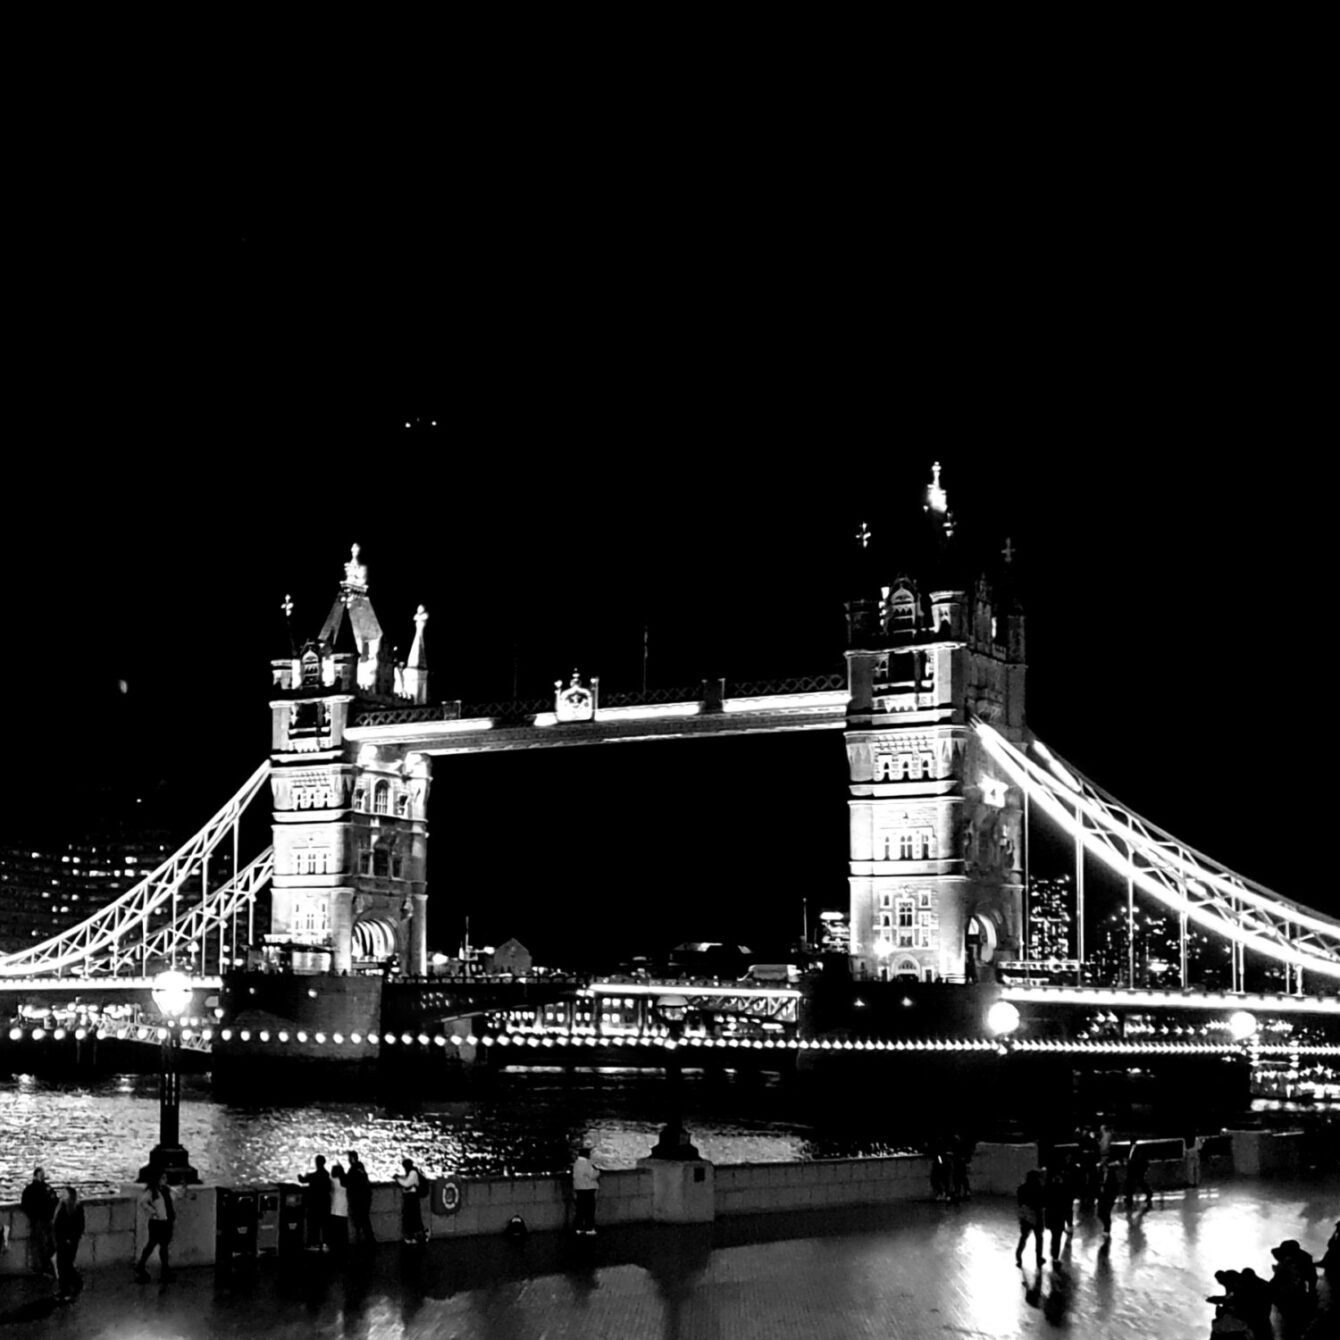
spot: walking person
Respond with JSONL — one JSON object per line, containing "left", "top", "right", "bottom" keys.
{"left": 345, "top": 1151, "right": 375, "bottom": 1246}
{"left": 1077, "top": 1126, "right": 1100, "bottom": 1208}
{"left": 1043, "top": 1167, "right": 1071, "bottom": 1263}
{"left": 949, "top": 1134, "right": 971, "bottom": 1203}
{"left": 20, "top": 1166, "right": 57, "bottom": 1277}
{"left": 572, "top": 1144, "right": 600, "bottom": 1236}
{"left": 1014, "top": 1169, "right": 1045, "bottom": 1268}
{"left": 1096, "top": 1164, "right": 1120, "bottom": 1240}
{"left": 298, "top": 1154, "right": 332, "bottom": 1252}
{"left": 328, "top": 1162, "right": 350, "bottom": 1258}
{"left": 393, "top": 1157, "right": 426, "bottom": 1244}
{"left": 1124, "top": 1139, "right": 1153, "bottom": 1211}
{"left": 52, "top": 1186, "right": 85, "bottom": 1300}
{"left": 134, "top": 1171, "right": 175, "bottom": 1282}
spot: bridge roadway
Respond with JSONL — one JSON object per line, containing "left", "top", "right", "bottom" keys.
{"left": 344, "top": 683, "right": 851, "bottom": 754}
{"left": 2, "top": 973, "right": 1338, "bottom": 1017}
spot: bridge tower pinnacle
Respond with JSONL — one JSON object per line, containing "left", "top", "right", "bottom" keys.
{"left": 843, "top": 464, "right": 1026, "bottom": 984}
{"left": 266, "top": 547, "right": 434, "bottom": 976}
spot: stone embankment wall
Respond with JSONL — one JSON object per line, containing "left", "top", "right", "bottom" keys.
{"left": 0, "top": 1131, "right": 1305, "bottom": 1276}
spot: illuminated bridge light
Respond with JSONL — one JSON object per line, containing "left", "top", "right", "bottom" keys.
{"left": 259, "top": 1030, "right": 270, "bottom": 1042}
{"left": 433, "top": 1035, "right": 446, "bottom": 1046}
{"left": 53, "top": 1027, "right": 66, "bottom": 1040}
{"left": 481, "top": 1035, "right": 494, "bottom": 1046}
{"left": 466, "top": 1035, "right": 478, "bottom": 1047}
{"left": 401, "top": 1033, "right": 413, "bottom": 1046}
{"left": 296, "top": 1031, "right": 308, "bottom": 1043}
{"left": 8, "top": 1028, "right": 21, "bottom": 1041}
{"left": 315, "top": 1032, "right": 327, "bottom": 1044}
{"left": 240, "top": 1030, "right": 251, "bottom": 1042}
{"left": 332, "top": 1033, "right": 343, "bottom": 1045}
{"left": 221, "top": 1029, "right": 232, "bottom": 1041}
{"left": 74, "top": 1027, "right": 86, "bottom": 1040}
{"left": 278, "top": 1031, "right": 289, "bottom": 1043}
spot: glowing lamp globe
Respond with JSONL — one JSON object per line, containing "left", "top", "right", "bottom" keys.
{"left": 151, "top": 970, "right": 193, "bottom": 1020}
{"left": 987, "top": 1001, "right": 1021, "bottom": 1036}
{"left": 1228, "top": 1010, "right": 1258, "bottom": 1041}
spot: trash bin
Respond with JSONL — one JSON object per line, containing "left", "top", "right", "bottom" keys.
{"left": 216, "top": 1188, "right": 259, "bottom": 1266}
{"left": 256, "top": 1185, "right": 281, "bottom": 1255}
{"left": 277, "top": 1184, "right": 306, "bottom": 1256}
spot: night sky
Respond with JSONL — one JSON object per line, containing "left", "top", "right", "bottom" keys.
{"left": 4, "top": 86, "right": 1329, "bottom": 962}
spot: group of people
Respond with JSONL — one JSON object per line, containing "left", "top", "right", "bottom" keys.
{"left": 928, "top": 1134, "right": 972, "bottom": 1204}
{"left": 294, "top": 1152, "right": 379, "bottom": 1252}
{"left": 19, "top": 1166, "right": 85, "bottom": 1299}
{"left": 1013, "top": 1126, "right": 1161, "bottom": 1267}
{"left": 1206, "top": 1224, "right": 1337, "bottom": 1339}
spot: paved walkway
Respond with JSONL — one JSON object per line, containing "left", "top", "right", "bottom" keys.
{"left": 1, "top": 1177, "right": 1335, "bottom": 1338}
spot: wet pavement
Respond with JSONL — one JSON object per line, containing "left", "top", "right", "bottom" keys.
{"left": 1, "top": 1176, "right": 1335, "bottom": 1338}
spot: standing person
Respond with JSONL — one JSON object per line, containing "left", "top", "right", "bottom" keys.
{"left": 345, "top": 1151, "right": 375, "bottom": 1247}
{"left": 949, "top": 1134, "right": 971, "bottom": 1203}
{"left": 20, "top": 1166, "right": 57, "bottom": 1277}
{"left": 393, "top": 1157, "right": 426, "bottom": 1244}
{"left": 298, "top": 1155, "right": 332, "bottom": 1252}
{"left": 1125, "top": 1140, "right": 1153, "bottom": 1210}
{"left": 1076, "top": 1127, "right": 1100, "bottom": 1208}
{"left": 572, "top": 1145, "right": 600, "bottom": 1236}
{"left": 1096, "top": 1164, "right": 1120, "bottom": 1240}
{"left": 1097, "top": 1123, "right": 1115, "bottom": 1170}
{"left": 328, "top": 1163, "right": 349, "bottom": 1258}
{"left": 1322, "top": 1220, "right": 1339, "bottom": 1282}
{"left": 1060, "top": 1153, "right": 1078, "bottom": 1238}
{"left": 134, "top": 1171, "right": 175, "bottom": 1282}
{"left": 1014, "top": 1170, "right": 1045, "bottom": 1267}
{"left": 1042, "top": 1167, "right": 1070, "bottom": 1263}
{"left": 51, "top": 1186, "right": 85, "bottom": 1300}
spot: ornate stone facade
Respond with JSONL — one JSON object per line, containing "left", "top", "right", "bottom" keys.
{"left": 845, "top": 468, "right": 1026, "bottom": 982}
{"left": 267, "top": 548, "right": 432, "bottom": 975}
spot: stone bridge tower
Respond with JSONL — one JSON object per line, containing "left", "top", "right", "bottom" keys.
{"left": 266, "top": 546, "right": 433, "bottom": 976}
{"left": 844, "top": 466, "right": 1026, "bottom": 983}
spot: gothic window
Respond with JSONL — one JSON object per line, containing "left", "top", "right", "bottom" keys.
{"left": 918, "top": 831, "right": 937, "bottom": 861}
{"left": 898, "top": 833, "right": 915, "bottom": 861}
{"left": 881, "top": 836, "right": 893, "bottom": 860}
{"left": 878, "top": 912, "right": 892, "bottom": 930}
{"left": 358, "top": 846, "right": 374, "bottom": 876}
{"left": 918, "top": 890, "right": 932, "bottom": 908}
{"left": 353, "top": 787, "right": 365, "bottom": 812}
{"left": 878, "top": 892, "right": 892, "bottom": 909}
{"left": 373, "top": 847, "right": 390, "bottom": 878}
{"left": 896, "top": 896, "right": 915, "bottom": 947}
{"left": 395, "top": 793, "right": 409, "bottom": 818}
{"left": 373, "top": 782, "right": 391, "bottom": 815}
{"left": 391, "top": 849, "right": 404, "bottom": 879}
{"left": 319, "top": 850, "right": 328, "bottom": 875}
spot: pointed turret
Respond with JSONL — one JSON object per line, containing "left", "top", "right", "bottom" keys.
{"left": 402, "top": 606, "right": 430, "bottom": 705}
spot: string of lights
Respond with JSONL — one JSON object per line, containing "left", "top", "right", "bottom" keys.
{"left": 8, "top": 1025, "right": 1335, "bottom": 1055}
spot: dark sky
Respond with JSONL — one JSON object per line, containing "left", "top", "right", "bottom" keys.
{"left": 3, "top": 76, "right": 1330, "bottom": 958}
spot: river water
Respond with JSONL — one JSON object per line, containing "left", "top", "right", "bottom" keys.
{"left": 0, "top": 1067, "right": 922, "bottom": 1200}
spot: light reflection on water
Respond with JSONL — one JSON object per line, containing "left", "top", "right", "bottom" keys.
{"left": 0, "top": 1069, "right": 917, "bottom": 1200}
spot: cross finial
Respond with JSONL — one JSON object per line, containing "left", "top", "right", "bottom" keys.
{"left": 855, "top": 520, "right": 872, "bottom": 550}
{"left": 281, "top": 594, "right": 294, "bottom": 619}
{"left": 1002, "top": 537, "right": 1016, "bottom": 565}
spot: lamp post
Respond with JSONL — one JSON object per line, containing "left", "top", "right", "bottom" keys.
{"left": 137, "top": 969, "right": 200, "bottom": 1186}
{"left": 649, "top": 993, "right": 698, "bottom": 1159}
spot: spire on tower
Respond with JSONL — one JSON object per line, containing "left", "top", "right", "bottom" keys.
{"left": 343, "top": 543, "right": 369, "bottom": 592}
{"left": 402, "top": 605, "right": 431, "bottom": 704}
{"left": 924, "top": 462, "right": 948, "bottom": 516}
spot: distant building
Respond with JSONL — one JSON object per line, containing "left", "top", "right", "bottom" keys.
{"left": 0, "top": 826, "right": 201, "bottom": 956}
{"left": 487, "top": 938, "right": 532, "bottom": 976}
{"left": 1027, "top": 874, "right": 1073, "bottom": 962}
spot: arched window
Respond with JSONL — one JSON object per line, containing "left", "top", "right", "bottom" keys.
{"left": 395, "top": 793, "right": 409, "bottom": 818}
{"left": 373, "top": 847, "right": 389, "bottom": 878}
{"left": 898, "top": 833, "right": 915, "bottom": 860}
{"left": 391, "top": 849, "right": 404, "bottom": 879}
{"left": 352, "top": 787, "right": 365, "bottom": 812}
{"left": 373, "top": 782, "right": 391, "bottom": 815}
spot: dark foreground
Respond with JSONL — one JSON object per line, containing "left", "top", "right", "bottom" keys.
{"left": 1, "top": 1177, "right": 1335, "bottom": 1338}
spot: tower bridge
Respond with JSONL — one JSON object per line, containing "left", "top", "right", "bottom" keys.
{"left": 2, "top": 465, "right": 1338, "bottom": 1068}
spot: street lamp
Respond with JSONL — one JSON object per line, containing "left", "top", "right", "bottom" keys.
{"left": 137, "top": 970, "right": 200, "bottom": 1185}
{"left": 649, "top": 994, "right": 699, "bottom": 1159}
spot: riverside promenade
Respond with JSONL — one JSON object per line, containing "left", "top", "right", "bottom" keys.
{"left": 1, "top": 1176, "right": 1335, "bottom": 1338}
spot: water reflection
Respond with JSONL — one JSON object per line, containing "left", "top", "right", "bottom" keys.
{"left": 0, "top": 1069, "right": 919, "bottom": 1198}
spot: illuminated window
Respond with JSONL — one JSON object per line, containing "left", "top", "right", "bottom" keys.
{"left": 374, "top": 782, "right": 391, "bottom": 815}
{"left": 896, "top": 897, "right": 915, "bottom": 947}
{"left": 395, "top": 794, "right": 409, "bottom": 818}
